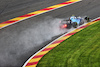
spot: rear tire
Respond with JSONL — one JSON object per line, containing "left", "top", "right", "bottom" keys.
{"left": 66, "top": 23, "right": 71, "bottom": 29}
{"left": 72, "top": 22, "right": 77, "bottom": 28}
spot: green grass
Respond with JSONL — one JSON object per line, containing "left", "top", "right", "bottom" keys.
{"left": 37, "top": 21, "right": 100, "bottom": 67}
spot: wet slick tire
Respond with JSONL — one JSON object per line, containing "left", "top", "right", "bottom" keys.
{"left": 84, "top": 16, "right": 90, "bottom": 22}
{"left": 66, "top": 23, "right": 72, "bottom": 29}
{"left": 72, "top": 22, "right": 77, "bottom": 28}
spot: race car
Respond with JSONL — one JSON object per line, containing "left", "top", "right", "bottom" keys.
{"left": 60, "top": 16, "right": 90, "bottom": 28}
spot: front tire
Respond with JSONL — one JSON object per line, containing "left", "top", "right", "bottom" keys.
{"left": 84, "top": 17, "right": 90, "bottom": 22}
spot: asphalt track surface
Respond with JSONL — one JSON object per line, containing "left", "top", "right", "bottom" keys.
{"left": 0, "top": 0, "right": 100, "bottom": 67}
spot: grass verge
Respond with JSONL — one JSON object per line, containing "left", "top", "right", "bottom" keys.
{"left": 37, "top": 21, "right": 100, "bottom": 67}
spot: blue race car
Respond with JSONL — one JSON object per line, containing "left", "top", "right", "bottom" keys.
{"left": 70, "top": 16, "right": 85, "bottom": 28}
{"left": 60, "top": 16, "right": 90, "bottom": 28}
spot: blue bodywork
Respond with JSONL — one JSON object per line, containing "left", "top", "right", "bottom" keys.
{"left": 70, "top": 16, "right": 82, "bottom": 24}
